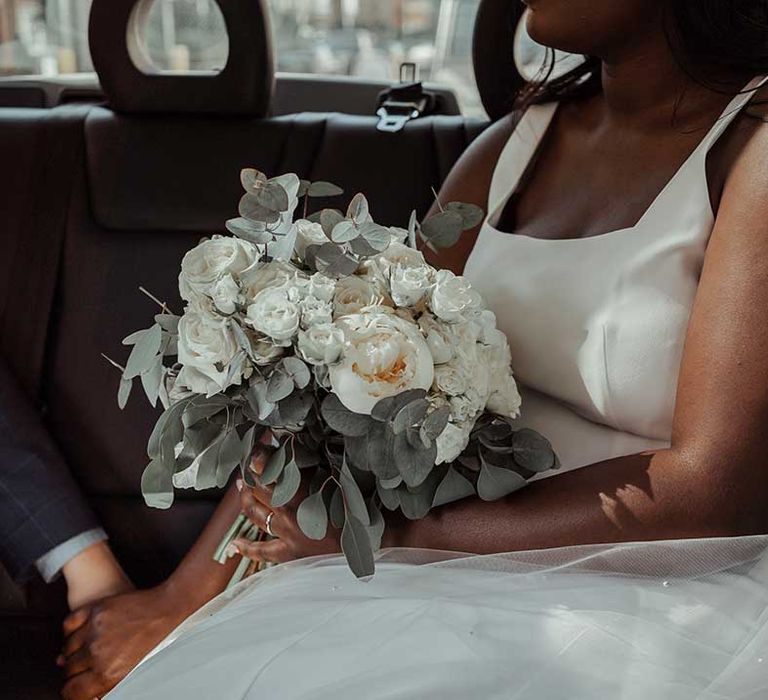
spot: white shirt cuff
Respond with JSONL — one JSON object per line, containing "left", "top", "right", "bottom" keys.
{"left": 35, "top": 528, "right": 109, "bottom": 583}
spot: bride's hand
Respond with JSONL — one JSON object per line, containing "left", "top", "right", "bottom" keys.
{"left": 233, "top": 467, "right": 342, "bottom": 564}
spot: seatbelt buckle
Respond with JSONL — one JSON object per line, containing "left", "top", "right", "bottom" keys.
{"left": 376, "top": 63, "right": 434, "bottom": 133}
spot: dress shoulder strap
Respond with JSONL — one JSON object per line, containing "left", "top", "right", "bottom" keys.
{"left": 698, "top": 75, "right": 768, "bottom": 154}
{"left": 486, "top": 102, "right": 559, "bottom": 225}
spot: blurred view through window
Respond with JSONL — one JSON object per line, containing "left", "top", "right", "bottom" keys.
{"left": 0, "top": 0, "right": 485, "bottom": 116}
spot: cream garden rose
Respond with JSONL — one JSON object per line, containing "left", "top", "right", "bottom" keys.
{"left": 332, "top": 276, "right": 385, "bottom": 318}
{"left": 245, "top": 287, "right": 301, "bottom": 343}
{"left": 330, "top": 310, "right": 434, "bottom": 414}
{"left": 429, "top": 269, "right": 483, "bottom": 323}
{"left": 179, "top": 235, "right": 258, "bottom": 306}
{"left": 176, "top": 310, "right": 241, "bottom": 395}
{"left": 298, "top": 323, "right": 345, "bottom": 366}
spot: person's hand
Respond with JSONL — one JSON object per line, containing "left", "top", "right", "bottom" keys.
{"left": 233, "top": 472, "right": 342, "bottom": 564}
{"left": 58, "top": 582, "right": 195, "bottom": 700}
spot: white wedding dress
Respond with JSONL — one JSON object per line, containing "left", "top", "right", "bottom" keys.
{"left": 106, "top": 78, "right": 768, "bottom": 699}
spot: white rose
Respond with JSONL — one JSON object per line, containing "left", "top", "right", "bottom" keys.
{"left": 294, "top": 219, "right": 329, "bottom": 260}
{"left": 433, "top": 363, "right": 467, "bottom": 397}
{"left": 330, "top": 311, "right": 434, "bottom": 414}
{"left": 449, "top": 394, "right": 482, "bottom": 423}
{"left": 482, "top": 328, "right": 521, "bottom": 418}
{"left": 177, "top": 311, "right": 240, "bottom": 395}
{"left": 179, "top": 235, "right": 258, "bottom": 304}
{"left": 298, "top": 323, "right": 345, "bottom": 366}
{"left": 210, "top": 273, "right": 241, "bottom": 315}
{"left": 435, "top": 422, "right": 472, "bottom": 465}
{"left": 376, "top": 241, "right": 427, "bottom": 271}
{"left": 300, "top": 295, "right": 333, "bottom": 328}
{"left": 429, "top": 269, "right": 483, "bottom": 323}
{"left": 333, "top": 276, "right": 385, "bottom": 318}
{"left": 252, "top": 337, "right": 285, "bottom": 366}
{"left": 241, "top": 259, "right": 301, "bottom": 303}
{"left": 245, "top": 287, "right": 300, "bottom": 343}
{"left": 390, "top": 264, "right": 433, "bottom": 307}
{"left": 308, "top": 272, "right": 336, "bottom": 303}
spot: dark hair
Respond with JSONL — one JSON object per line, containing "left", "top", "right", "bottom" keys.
{"left": 515, "top": 1, "right": 768, "bottom": 111}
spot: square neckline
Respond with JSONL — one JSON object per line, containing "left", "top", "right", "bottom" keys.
{"left": 485, "top": 76, "right": 767, "bottom": 245}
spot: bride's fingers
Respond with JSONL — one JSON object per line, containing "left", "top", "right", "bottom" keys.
{"left": 61, "top": 670, "right": 103, "bottom": 700}
{"left": 249, "top": 430, "right": 276, "bottom": 476}
{"left": 232, "top": 538, "right": 288, "bottom": 564}
{"left": 239, "top": 488, "right": 274, "bottom": 532}
{"left": 61, "top": 624, "right": 88, "bottom": 658}
{"left": 63, "top": 647, "right": 92, "bottom": 679}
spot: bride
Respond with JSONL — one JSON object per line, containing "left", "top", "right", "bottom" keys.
{"left": 87, "top": 1, "right": 768, "bottom": 698}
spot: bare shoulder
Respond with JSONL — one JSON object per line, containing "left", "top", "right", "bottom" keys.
{"left": 425, "top": 112, "right": 519, "bottom": 272}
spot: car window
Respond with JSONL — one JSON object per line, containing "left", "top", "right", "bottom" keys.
{"left": 0, "top": 0, "right": 486, "bottom": 117}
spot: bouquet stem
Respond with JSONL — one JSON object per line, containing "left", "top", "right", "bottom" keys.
{"left": 214, "top": 513, "right": 270, "bottom": 590}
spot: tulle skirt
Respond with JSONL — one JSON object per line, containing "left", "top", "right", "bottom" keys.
{"left": 106, "top": 537, "right": 768, "bottom": 699}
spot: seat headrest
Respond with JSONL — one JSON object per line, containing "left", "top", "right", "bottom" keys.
{"left": 88, "top": 0, "right": 274, "bottom": 116}
{"left": 473, "top": 0, "right": 527, "bottom": 121}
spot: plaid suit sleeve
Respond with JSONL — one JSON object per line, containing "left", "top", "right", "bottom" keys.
{"left": 0, "top": 358, "right": 101, "bottom": 582}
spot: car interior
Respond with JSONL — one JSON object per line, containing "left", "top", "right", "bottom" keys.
{"left": 0, "top": 0, "right": 528, "bottom": 696}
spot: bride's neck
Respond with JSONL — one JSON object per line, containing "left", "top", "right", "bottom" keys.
{"left": 596, "top": 31, "right": 746, "bottom": 126}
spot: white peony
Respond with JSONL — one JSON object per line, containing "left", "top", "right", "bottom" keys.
{"left": 297, "top": 323, "right": 345, "bottom": 366}
{"left": 429, "top": 269, "right": 483, "bottom": 323}
{"left": 179, "top": 235, "right": 258, "bottom": 305}
{"left": 333, "top": 276, "right": 385, "bottom": 318}
{"left": 330, "top": 311, "right": 434, "bottom": 414}
{"left": 435, "top": 422, "right": 472, "bottom": 465}
{"left": 245, "top": 287, "right": 300, "bottom": 343}
{"left": 177, "top": 310, "right": 241, "bottom": 395}
{"left": 294, "top": 219, "right": 329, "bottom": 260}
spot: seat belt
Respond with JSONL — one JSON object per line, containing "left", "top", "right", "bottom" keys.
{"left": 0, "top": 104, "right": 91, "bottom": 402}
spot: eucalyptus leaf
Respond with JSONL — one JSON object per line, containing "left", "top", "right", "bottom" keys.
{"left": 315, "top": 242, "right": 360, "bottom": 277}
{"left": 141, "top": 457, "right": 174, "bottom": 509}
{"left": 241, "top": 168, "right": 267, "bottom": 193}
{"left": 276, "top": 391, "right": 314, "bottom": 427}
{"left": 433, "top": 466, "right": 476, "bottom": 507}
{"left": 394, "top": 433, "right": 436, "bottom": 489}
{"left": 282, "top": 357, "right": 311, "bottom": 389}
{"left": 330, "top": 485, "right": 345, "bottom": 528}
{"left": 270, "top": 222, "right": 299, "bottom": 262}
{"left": 341, "top": 512, "right": 375, "bottom": 579}
{"left": 230, "top": 322, "right": 254, "bottom": 359}
{"left": 122, "top": 329, "right": 147, "bottom": 346}
{"left": 330, "top": 220, "right": 358, "bottom": 243}
{"left": 297, "top": 179, "right": 311, "bottom": 198}
{"left": 366, "top": 500, "right": 385, "bottom": 550}
{"left": 321, "top": 394, "right": 372, "bottom": 437}
{"left": 512, "top": 429, "right": 557, "bottom": 472}
{"left": 407, "top": 210, "right": 418, "bottom": 249}
{"left": 421, "top": 406, "right": 450, "bottom": 441}
{"left": 239, "top": 193, "right": 280, "bottom": 224}
{"left": 182, "top": 395, "right": 230, "bottom": 428}
{"left": 296, "top": 491, "right": 329, "bottom": 540}
{"left": 371, "top": 389, "right": 427, "bottom": 423}
{"left": 347, "top": 193, "right": 370, "bottom": 223}
{"left": 359, "top": 222, "right": 391, "bottom": 252}
{"left": 340, "top": 459, "right": 371, "bottom": 526}
{"left": 308, "top": 181, "right": 344, "bottom": 198}
{"left": 266, "top": 370, "right": 294, "bottom": 403}
{"left": 320, "top": 209, "right": 345, "bottom": 238}
{"left": 420, "top": 210, "right": 464, "bottom": 249}
{"left": 377, "top": 482, "right": 400, "bottom": 511}
{"left": 392, "top": 399, "right": 429, "bottom": 435}
{"left": 117, "top": 376, "right": 133, "bottom": 410}
{"left": 260, "top": 181, "right": 290, "bottom": 213}
{"left": 477, "top": 459, "right": 527, "bottom": 501}
{"left": 271, "top": 460, "right": 301, "bottom": 508}
{"left": 345, "top": 424, "right": 398, "bottom": 479}
{"left": 225, "top": 217, "right": 272, "bottom": 244}
{"left": 124, "top": 324, "right": 162, "bottom": 380}
{"left": 446, "top": 201, "right": 485, "bottom": 230}
{"left": 260, "top": 441, "right": 286, "bottom": 485}
{"left": 239, "top": 425, "right": 258, "bottom": 481}
{"left": 348, "top": 235, "right": 378, "bottom": 257}
{"left": 397, "top": 472, "right": 440, "bottom": 520}
{"left": 140, "top": 354, "right": 164, "bottom": 408}
{"left": 379, "top": 475, "right": 402, "bottom": 489}
{"left": 247, "top": 381, "right": 276, "bottom": 421}
{"left": 154, "top": 314, "right": 180, "bottom": 334}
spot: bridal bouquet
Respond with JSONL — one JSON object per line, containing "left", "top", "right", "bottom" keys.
{"left": 110, "top": 169, "right": 558, "bottom": 578}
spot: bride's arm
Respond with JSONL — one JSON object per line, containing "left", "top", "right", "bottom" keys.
{"left": 388, "top": 117, "right": 768, "bottom": 553}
